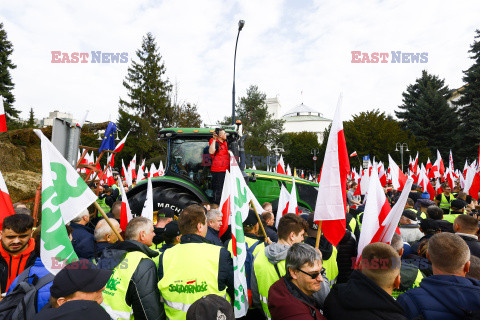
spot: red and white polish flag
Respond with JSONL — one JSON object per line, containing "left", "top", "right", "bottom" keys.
{"left": 117, "top": 177, "right": 133, "bottom": 231}
{"left": 314, "top": 94, "right": 350, "bottom": 246}
{"left": 0, "top": 98, "right": 8, "bottom": 132}
{"left": 0, "top": 169, "right": 15, "bottom": 229}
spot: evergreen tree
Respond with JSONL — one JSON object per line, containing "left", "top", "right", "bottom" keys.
{"left": 454, "top": 29, "right": 480, "bottom": 161}
{"left": 117, "top": 33, "right": 173, "bottom": 160}
{"left": 0, "top": 22, "right": 19, "bottom": 122}
{"left": 235, "top": 85, "right": 284, "bottom": 154}
{"left": 395, "top": 70, "right": 458, "bottom": 157}
{"left": 26, "top": 107, "right": 36, "bottom": 127}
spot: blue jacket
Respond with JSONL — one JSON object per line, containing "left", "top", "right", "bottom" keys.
{"left": 8, "top": 257, "right": 52, "bottom": 313}
{"left": 205, "top": 226, "right": 223, "bottom": 246}
{"left": 397, "top": 275, "right": 480, "bottom": 319}
{"left": 71, "top": 222, "right": 96, "bottom": 259}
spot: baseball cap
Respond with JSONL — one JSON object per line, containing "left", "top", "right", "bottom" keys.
{"left": 243, "top": 209, "right": 258, "bottom": 227}
{"left": 402, "top": 210, "right": 418, "bottom": 222}
{"left": 50, "top": 260, "right": 113, "bottom": 298}
{"left": 186, "top": 294, "right": 234, "bottom": 320}
{"left": 163, "top": 220, "right": 180, "bottom": 238}
{"left": 306, "top": 213, "right": 320, "bottom": 238}
{"left": 157, "top": 207, "right": 176, "bottom": 219}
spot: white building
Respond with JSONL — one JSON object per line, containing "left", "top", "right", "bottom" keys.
{"left": 266, "top": 97, "right": 332, "bottom": 143}
{"left": 41, "top": 110, "right": 78, "bottom": 127}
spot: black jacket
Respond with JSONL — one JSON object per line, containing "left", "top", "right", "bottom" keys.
{"left": 33, "top": 300, "right": 110, "bottom": 320}
{"left": 458, "top": 234, "right": 480, "bottom": 258}
{"left": 158, "top": 234, "right": 235, "bottom": 300}
{"left": 97, "top": 240, "right": 165, "bottom": 320}
{"left": 324, "top": 270, "right": 407, "bottom": 320}
{"left": 265, "top": 225, "right": 279, "bottom": 243}
{"left": 93, "top": 241, "right": 114, "bottom": 260}
{"left": 336, "top": 230, "right": 358, "bottom": 284}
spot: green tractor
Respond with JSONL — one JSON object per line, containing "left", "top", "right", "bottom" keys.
{"left": 126, "top": 127, "right": 319, "bottom": 216}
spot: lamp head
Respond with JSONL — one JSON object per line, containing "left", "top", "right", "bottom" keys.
{"left": 406, "top": 148, "right": 410, "bottom": 152}
{"left": 395, "top": 147, "right": 399, "bottom": 152}
{"left": 238, "top": 20, "right": 245, "bottom": 31}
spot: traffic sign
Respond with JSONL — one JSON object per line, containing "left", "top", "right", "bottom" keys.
{"left": 313, "top": 156, "right": 317, "bottom": 161}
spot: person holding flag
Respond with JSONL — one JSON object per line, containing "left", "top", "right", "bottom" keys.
{"left": 209, "top": 128, "right": 230, "bottom": 204}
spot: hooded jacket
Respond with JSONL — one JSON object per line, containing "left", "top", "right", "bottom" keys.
{"left": 268, "top": 277, "right": 326, "bottom": 320}
{"left": 397, "top": 275, "right": 480, "bottom": 319}
{"left": 324, "top": 270, "right": 407, "bottom": 320}
{"left": 97, "top": 240, "right": 165, "bottom": 320}
{"left": 0, "top": 237, "right": 36, "bottom": 293}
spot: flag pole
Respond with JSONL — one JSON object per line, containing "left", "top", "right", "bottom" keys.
{"left": 250, "top": 200, "right": 270, "bottom": 243}
{"left": 94, "top": 201, "right": 123, "bottom": 241}
{"left": 314, "top": 221, "right": 323, "bottom": 249}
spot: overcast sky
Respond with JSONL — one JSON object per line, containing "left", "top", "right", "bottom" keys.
{"left": 1, "top": 0, "right": 479, "bottom": 126}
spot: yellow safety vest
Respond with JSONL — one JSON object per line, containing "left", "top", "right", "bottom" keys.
{"left": 439, "top": 193, "right": 455, "bottom": 210}
{"left": 444, "top": 212, "right": 464, "bottom": 223}
{"left": 323, "top": 247, "right": 339, "bottom": 285}
{"left": 102, "top": 251, "right": 149, "bottom": 320}
{"left": 158, "top": 243, "right": 228, "bottom": 319}
{"left": 253, "top": 249, "right": 286, "bottom": 319}
{"left": 392, "top": 269, "right": 424, "bottom": 299}
{"left": 96, "top": 197, "right": 110, "bottom": 216}
{"left": 227, "top": 236, "right": 265, "bottom": 258}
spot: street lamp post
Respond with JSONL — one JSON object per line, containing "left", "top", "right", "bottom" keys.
{"left": 395, "top": 142, "right": 410, "bottom": 172}
{"left": 232, "top": 20, "right": 245, "bottom": 125}
{"left": 311, "top": 148, "right": 319, "bottom": 176}
{"left": 271, "top": 142, "right": 284, "bottom": 170}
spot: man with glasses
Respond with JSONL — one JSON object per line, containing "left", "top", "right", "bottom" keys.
{"left": 268, "top": 243, "right": 327, "bottom": 319}
{"left": 250, "top": 213, "right": 308, "bottom": 319}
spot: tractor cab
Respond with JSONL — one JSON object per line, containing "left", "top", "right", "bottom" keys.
{"left": 158, "top": 127, "right": 240, "bottom": 201}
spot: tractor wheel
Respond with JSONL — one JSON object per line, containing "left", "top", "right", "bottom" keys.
{"left": 128, "top": 186, "right": 199, "bottom": 217}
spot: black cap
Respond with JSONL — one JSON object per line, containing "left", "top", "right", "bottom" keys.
{"left": 243, "top": 209, "right": 259, "bottom": 227}
{"left": 163, "top": 220, "right": 180, "bottom": 238}
{"left": 50, "top": 260, "right": 113, "bottom": 298}
{"left": 186, "top": 294, "right": 235, "bottom": 320}
{"left": 451, "top": 199, "right": 466, "bottom": 210}
{"left": 402, "top": 210, "right": 418, "bottom": 222}
{"left": 417, "top": 199, "right": 434, "bottom": 208}
{"left": 157, "top": 207, "right": 176, "bottom": 219}
{"left": 306, "top": 213, "right": 320, "bottom": 237}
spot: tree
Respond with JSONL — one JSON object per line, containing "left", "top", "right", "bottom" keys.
{"left": 26, "top": 108, "right": 36, "bottom": 128}
{"left": 0, "top": 22, "right": 20, "bottom": 123}
{"left": 170, "top": 83, "right": 202, "bottom": 127}
{"left": 235, "top": 85, "right": 284, "bottom": 155}
{"left": 277, "top": 131, "right": 321, "bottom": 172}
{"left": 454, "top": 29, "right": 480, "bottom": 162}
{"left": 319, "top": 110, "right": 430, "bottom": 170}
{"left": 117, "top": 33, "right": 173, "bottom": 161}
{"left": 395, "top": 70, "right": 458, "bottom": 157}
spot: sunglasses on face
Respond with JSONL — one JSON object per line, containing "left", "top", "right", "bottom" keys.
{"left": 296, "top": 267, "right": 324, "bottom": 279}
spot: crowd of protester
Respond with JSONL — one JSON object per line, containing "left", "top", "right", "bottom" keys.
{"left": 1, "top": 178, "right": 480, "bottom": 320}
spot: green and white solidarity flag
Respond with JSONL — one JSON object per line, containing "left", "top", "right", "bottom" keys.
{"left": 227, "top": 152, "right": 262, "bottom": 318}
{"left": 34, "top": 129, "right": 97, "bottom": 274}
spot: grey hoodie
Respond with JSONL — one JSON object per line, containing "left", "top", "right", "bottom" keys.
{"left": 251, "top": 243, "right": 331, "bottom": 313}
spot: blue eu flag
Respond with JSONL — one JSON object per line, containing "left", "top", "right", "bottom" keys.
{"left": 99, "top": 122, "right": 116, "bottom": 152}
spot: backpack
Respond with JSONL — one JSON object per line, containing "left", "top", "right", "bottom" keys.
{"left": 0, "top": 267, "right": 54, "bottom": 320}
{"left": 245, "top": 240, "right": 261, "bottom": 289}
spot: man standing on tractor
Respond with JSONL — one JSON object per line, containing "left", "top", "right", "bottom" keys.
{"left": 209, "top": 128, "right": 229, "bottom": 204}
